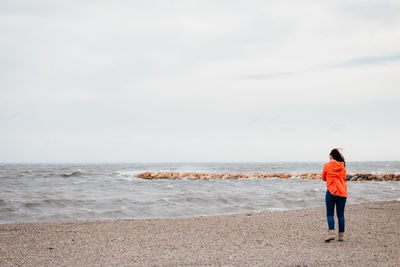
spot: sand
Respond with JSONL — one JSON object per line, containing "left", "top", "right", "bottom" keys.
{"left": 1, "top": 201, "right": 399, "bottom": 266}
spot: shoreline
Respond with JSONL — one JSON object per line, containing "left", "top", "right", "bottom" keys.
{"left": 1, "top": 201, "right": 399, "bottom": 266}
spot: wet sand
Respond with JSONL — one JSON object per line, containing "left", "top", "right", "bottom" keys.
{"left": 1, "top": 201, "right": 399, "bottom": 266}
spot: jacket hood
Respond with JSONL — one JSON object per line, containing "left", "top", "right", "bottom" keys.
{"left": 330, "top": 160, "right": 345, "bottom": 171}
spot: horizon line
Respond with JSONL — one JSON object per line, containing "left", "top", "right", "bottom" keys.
{"left": 1, "top": 160, "right": 399, "bottom": 164}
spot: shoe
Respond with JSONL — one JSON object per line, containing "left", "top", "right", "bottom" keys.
{"left": 338, "top": 232, "right": 344, "bottom": 241}
{"left": 325, "top": 230, "right": 335, "bottom": 242}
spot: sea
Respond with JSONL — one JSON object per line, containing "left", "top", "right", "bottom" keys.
{"left": 1, "top": 162, "right": 400, "bottom": 224}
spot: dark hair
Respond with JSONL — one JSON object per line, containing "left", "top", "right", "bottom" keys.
{"left": 330, "top": 148, "right": 345, "bottom": 166}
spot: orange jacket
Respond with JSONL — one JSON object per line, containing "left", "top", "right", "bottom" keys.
{"left": 322, "top": 160, "right": 347, "bottom": 197}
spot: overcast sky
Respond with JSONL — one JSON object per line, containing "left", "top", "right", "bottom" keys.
{"left": 1, "top": 0, "right": 399, "bottom": 163}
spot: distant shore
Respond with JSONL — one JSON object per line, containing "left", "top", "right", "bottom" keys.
{"left": 1, "top": 201, "right": 399, "bottom": 266}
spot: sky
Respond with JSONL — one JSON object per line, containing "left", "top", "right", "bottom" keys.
{"left": 1, "top": 0, "right": 400, "bottom": 163}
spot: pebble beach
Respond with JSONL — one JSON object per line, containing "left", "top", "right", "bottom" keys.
{"left": 1, "top": 201, "right": 399, "bottom": 266}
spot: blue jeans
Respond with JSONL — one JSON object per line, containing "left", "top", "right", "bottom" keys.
{"left": 325, "top": 190, "right": 346, "bottom": 232}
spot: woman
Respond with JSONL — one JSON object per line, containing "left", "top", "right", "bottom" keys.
{"left": 322, "top": 148, "right": 347, "bottom": 242}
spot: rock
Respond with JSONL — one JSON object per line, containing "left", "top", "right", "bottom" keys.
{"left": 136, "top": 172, "right": 152, "bottom": 179}
{"left": 199, "top": 174, "right": 209, "bottom": 180}
{"left": 380, "top": 174, "right": 389, "bottom": 181}
{"left": 134, "top": 171, "right": 399, "bottom": 182}
{"left": 376, "top": 174, "right": 384, "bottom": 180}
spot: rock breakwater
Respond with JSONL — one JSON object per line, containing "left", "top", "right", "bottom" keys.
{"left": 135, "top": 172, "right": 400, "bottom": 181}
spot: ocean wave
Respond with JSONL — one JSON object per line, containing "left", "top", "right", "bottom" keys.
{"left": 115, "top": 175, "right": 133, "bottom": 181}
{"left": 265, "top": 207, "right": 287, "bottom": 211}
{"left": 60, "top": 170, "right": 86, "bottom": 178}
{"left": 20, "top": 198, "right": 93, "bottom": 209}
{"left": 0, "top": 206, "right": 17, "bottom": 213}
{"left": 23, "top": 201, "right": 43, "bottom": 208}
{"left": 102, "top": 208, "right": 128, "bottom": 217}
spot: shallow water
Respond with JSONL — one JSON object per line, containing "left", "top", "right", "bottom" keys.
{"left": 1, "top": 162, "right": 400, "bottom": 223}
